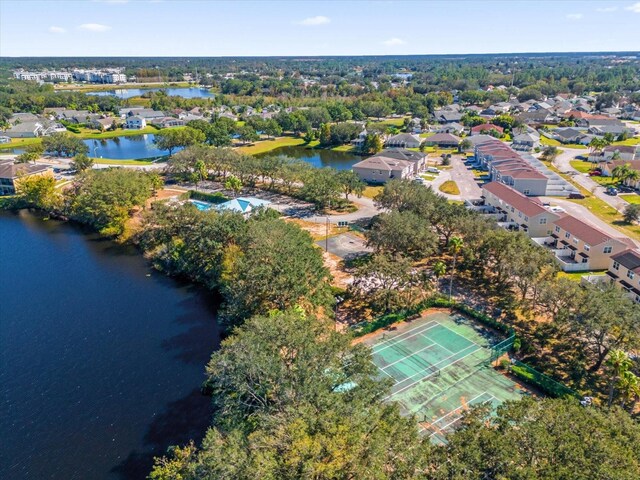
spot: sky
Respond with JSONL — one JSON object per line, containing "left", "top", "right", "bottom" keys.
{"left": 1, "top": 0, "right": 639, "bottom": 57}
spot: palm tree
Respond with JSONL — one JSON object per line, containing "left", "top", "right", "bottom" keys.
{"left": 606, "top": 349, "right": 632, "bottom": 407}
{"left": 618, "top": 370, "right": 640, "bottom": 411}
{"left": 432, "top": 261, "right": 447, "bottom": 291}
{"left": 611, "top": 150, "right": 622, "bottom": 162}
{"left": 611, "top": 164, "right": 631, "bottom": 184}
{"left": 447, "top": 237, "right": 463, "bottom": 302}
{"left": 224, "top": 175, "right": 243, "bottom": 198}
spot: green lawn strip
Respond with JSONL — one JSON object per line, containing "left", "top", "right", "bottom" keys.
{"left": 569, "top": 160, "right": 594, "bottom": 174}
{"left": 439, "top": 180, "right": 460, "bottom": 195}
{"left": 73, "top": 125, "right": 161, "bottom": 140}
{"left": 362, "top": 186, "right": 383, "bottom": 199}
{"left": 567, "top": 196, "right": 640, "bottom": 241}
{"left": 611, "top": 137, "right": 640, "bottom": 146}
{"left": 237, "top": 136, "right": 307, "bottom": 155}
{"left": 0, "top": 137, "right": 43, "bottom": 150}
{"left": 540, "top": 136, "right": 562, "bottom": 146}
{"left": 557, "top": 270, "right": 606, "bottom": 282}
{"left": 331, "top": 145, "right": 356, "bottom": 152}
{"left": 619, "top": 194, "right": 640, "bottom": 204}
{"left": 92, "top": 158, "right": 155, "bottom": 165}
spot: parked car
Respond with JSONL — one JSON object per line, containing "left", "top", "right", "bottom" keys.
{"left": 426, "top": 167, "right": 440, "bottom": 173}
{"left": 588, "top": 171, "right": 602, "bottom": 176}
{"left": 567, "top": 193, "right": 585, "bottom": 199}
{"left": 606, "top": 187, "right": 619, "bottom": 196}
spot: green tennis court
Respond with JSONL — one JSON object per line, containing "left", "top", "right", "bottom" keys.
{"left": 362, "top": 310, "right": 529, "bottom": 443}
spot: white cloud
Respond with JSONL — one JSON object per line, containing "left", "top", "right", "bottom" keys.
{"left": 382, "top": 38, "right": 406, "bottom": 46}
{"left": 298, "top": 15, "right": 331, "bottom": 26}
{"left": 596, "top": 6, "right": 618, "bottom": 12}
{"left": 625, "top": 2, "right": 640, "bottom": 12}
{"left": 566, "top": 13, "right": 583, "bottom": 20}
{"left": 78, "top": 23, "right": 112, "bottom": 32}
{"left": 48, "top": 26, "right": 66, "bottom": 34}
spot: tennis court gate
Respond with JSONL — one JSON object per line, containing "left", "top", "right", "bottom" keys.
{"left": 489, "top": 333, "right": 516, "bottom": 363}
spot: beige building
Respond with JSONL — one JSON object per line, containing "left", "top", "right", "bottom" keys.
{"left": 352, "top": 149, "right": 426, "bottom": 184}
{"left": 547, "top": 215, "right": 632, "bottom": 271}
{"left": 0, "top": 160, "right": 53, "bottom": 196}
{"left": 482, "top": 182, "right": 559, "bottom": 237}
{"left": 606, "top": 249, "right": 640, "bottom": 303}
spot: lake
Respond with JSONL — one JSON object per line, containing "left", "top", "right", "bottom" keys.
{"left": 0, "top": 210, "right": 221, "bottom": 479}
{"left": 257, "top": 146, "right": 363, "bottom": 170}
{"left": 84, "top": 134, "right": 179, "bottom": 160}
{"left": 88, "top": 88, "right": 215, "bottom": 99}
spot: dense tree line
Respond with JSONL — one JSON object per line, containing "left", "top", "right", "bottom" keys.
{"left": 149, "top": 309, "right": 640, "bottom": 479}
{"left": 138, "top": 204, "right": 332, "bottom": 326}
{"left": 165, "top": 145, "right": 365, "bottom": 209}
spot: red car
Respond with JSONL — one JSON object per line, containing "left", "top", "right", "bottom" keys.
{"left": 588, "top": 171, "right": 602, "bottom": 176}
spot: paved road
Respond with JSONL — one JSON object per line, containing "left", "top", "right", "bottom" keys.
{"left": 552, "top": 147, "right": 628, "bottom": 212}
{"left": 431, "top": 155, "right": 482, "bottom": 201}
{"left": 317, "top": 232, "right": 372, "bottom": 259}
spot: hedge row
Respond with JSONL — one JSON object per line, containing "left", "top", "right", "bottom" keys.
{"left": 352, "top": 296, "right": 514, "bottom": 338}
{"left": 510, "top": 362, "right": 579, "bottom": 399}
{"left": 187, "top": 190, "right": 229, "bottom": 204}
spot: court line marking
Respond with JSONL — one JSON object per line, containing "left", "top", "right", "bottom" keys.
{"left": 384, "top": 344, "right": 483, "bottom": 400}
{"left": 394, "top": 343, "right": 479, "bottom": 385}
{"left": 430, "top": 323, "right": 482, "bottom": 351}
{"left": 428, "top": 394, "right": 497, "bottom": 437}
{"left": 426, "top": 391, "right": 492, "bottom": 429}
{"left": 372, "top": 322, "right": 439, "bottom": 355}
{"left": 423, "top": 334, "right": 455, "bottom": 355}
{"left": 381, "top": 341, "right": 437, "bottom": 371}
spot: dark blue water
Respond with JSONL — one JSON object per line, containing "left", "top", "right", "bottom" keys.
{"left": 88, "top": 88, "right": 215, "bottom": 99}
{"left": 257, "top": 146, "right": 363, "bottom": 170}
{"left": 0, "top": 211, "right": 220, "bottom": 479}
{"left": 84, "top": 134, "right": 180, "bottom": 160}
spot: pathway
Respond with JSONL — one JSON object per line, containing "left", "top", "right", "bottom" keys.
{"left": 431, "top": 155, "right": 482, "bottom": 201}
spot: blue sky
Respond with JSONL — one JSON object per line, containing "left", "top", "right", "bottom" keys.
{"left": 1, "top": 0, "right": 639, "bottom": 57}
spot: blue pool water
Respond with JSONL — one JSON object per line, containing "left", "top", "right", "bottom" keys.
{"left": 190, "top": 200, "right": 214, "bottom": 211}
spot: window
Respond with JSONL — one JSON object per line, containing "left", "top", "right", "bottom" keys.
{"left": 518, "top": 212, "right": 522, "bottom": 218}
{"left": 524, "top": 216, "right": 529, "bottom": 222}
{"left": 540, "top": 218, "right": 547, "bottom": 225}
{"left": 604, "top": 246, "right": 613, "bottom": 254}
{"left": 573, "top": 237, "right": 579, "bottom": 244}
{"left": 584, "top": 244, "right": 590, "bottom": 252}
{"left": 511, "top": 207, "right": 514, "bottom": 213}
{"left": 613, "top": 261, "right": 620, "bottom": 270}
{"left": 555, "top": 226, "right": 560, "bottom": 233}
{"left": 523, "top": 189, "right": 530, "bottom": 195}
{"left": 582, "top": 257, "right": 588, "bottom": 263}
{"left": 628, "top": 270, "right": 635, "bottom": 280}
{"left": 565, "top": 232, "right": 571, "bottom": 239}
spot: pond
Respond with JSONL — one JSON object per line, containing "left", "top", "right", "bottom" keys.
{"left": 84, "top": 134, "right": 180, "bottom": 160}
{"left": 88, "top": 87, "right": 215, "bottom": 99}
{"left": 0, "top": 210, "right": 221, "bottom": 479}
{"left": 257, "top": 146, "right": 363, "bottom": 170}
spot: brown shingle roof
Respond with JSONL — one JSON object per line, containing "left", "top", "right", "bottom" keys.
{"left": 0, "top": 162, "right": 50, "bottom": 180}
{"left": 553, "top": 215, "right": 615, "bottom": 246}
{"left": 483, "top": 181, "right": 550, "bottom": 216}
{"left": 611, "top": 249, "right": 640, "bottom": 273}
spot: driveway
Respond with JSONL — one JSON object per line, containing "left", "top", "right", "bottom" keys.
{"left": 552, "top": 147, "right": 629, "bottom": 212}
{"left": 431, "top": 155, "right": 482, "bottom": 200}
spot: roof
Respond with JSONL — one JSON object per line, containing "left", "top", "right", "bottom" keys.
{"left": 377, "top": 149, "right": 426, "bottom": 162}
{"left": 0, "top": 162, "right": 50, "bottom": 180}
{"left": 603, "top": 145, "right": 638, "bottom": 155}
{"left": 5, "top": 121, "right": 42, "bottom": 133}
{"left": 471, "top": 123, "right": 504, "bottom": 134}
{"left": 387, "top": 133, "right": 421, "bottom": 143}
{"left": 216, "top": 197, "right": 271, "bottom": 214}
{"left": 611, "top": 249, "right": 640, "bottom": 273}
{"left": 553, "top": 215, "right": 616, "bottom": 246}
{"left": 483, "top": 181, "right": 549, "bottom": 216}
{"left": 554, "top": 127, "right": 583, "bottom": 138}
{"left": 352, "top": 156, "right": 413, "bottom": 172}
{"left": 424, "top": 133, "right": 461, "bottom": 143}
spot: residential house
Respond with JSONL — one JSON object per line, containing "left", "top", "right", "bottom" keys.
{"left": 435, "top": 123, "right": 465, "bottom": 135}
{"left": 0, "top": 160, "right": 53, "bottom": 195}
{"left": 550, "top": 127, "right": 585, "bottom": 144}
{"left": 589, "top": 145, "right": 640, "bottom": 164}
{"left": 385, "top": 133, "right": 422, "bottom": 149}
{"left": 607, "top": 249, "right": 640, "bottom": 303}
{"left": 434, "top": 111, "right": 463, "bottom": 124}
{"left": 125, "top": 116, "right": 146, "bottom": 129}
{"left": 516, "top": 110, "right": 556, "bottom": 125}
{"left": 511, "top": 133, "right": 540, "bottom": 151}
{"left": 352, "top": 149, "right": 426, "bottom": 184}
{"left": 422, "top": 133, "right": 461, "bottom": 148}
{"left": 470, "top": 123, "right": 504, "bottom": 136}
{"left": 88, "top": 117, "right": 118, "bottom": 131}
{"left": 3, "top": 121, "right": 44, "bottom": 138}
{"left": 153, "top": 117, "right": 186, "bottom": 128}
{"left": 482, "top": 182, "right": 559, "bottom": 237}
{"left": 546, "top": 215, "right": 631, "bottom": 271}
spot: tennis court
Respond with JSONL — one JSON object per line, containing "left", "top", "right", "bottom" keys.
{"left": 361, "top": 310, "right": 528, "bottom": 443}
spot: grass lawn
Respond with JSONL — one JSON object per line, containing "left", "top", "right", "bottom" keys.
{"left": 419, "top": 132, "right": 435, "bottom": 138}
{"left": 92, "top": 158, "right": 156, "bottom": 165}
{"left": 331, "top": 144, "right": 356, "bottom": 152}
{"left": 237, "top": 136, "right": 307, "bottom": 155}
{"left": 420, "top": 173, "right": 437, "bottom": 181}
{"left": 540, "top": 136, "right": 562, "bottom": 146}
{"left": 620, "top": 194, "right": 640, "bottom": 204}
{"left": 362, "top": 185, "right": 383, "bottom": 199}
{"left": 612, "top": 137, "right": 640, "bottom": 146}
{"left": 568, "top": 196, "right": 640, "bottom": 241}
{"left": 569, "top": 160, "right": 594, "bottom": 173}
{"left": 557, "top": 270, "right": 605, "bottom": 282}
{"left": 374, "top": 117, "right": 407, "bottom": 127}
{"left": 73, "top": 125, "right": 161, "bottom": 140}
{"left": 0, "top": 137, "right": 43, "bottom": 150}
{"left": 439, "top": 180, "right": 460, "bottom": 195}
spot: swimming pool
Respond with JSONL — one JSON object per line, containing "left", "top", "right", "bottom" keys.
{"left": 190, "top": 200, "right": 213, "bottom": 211}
